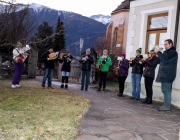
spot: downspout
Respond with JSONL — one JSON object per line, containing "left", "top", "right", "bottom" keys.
{"left": 174, "top": 0, "right": 180, "bottom": 48}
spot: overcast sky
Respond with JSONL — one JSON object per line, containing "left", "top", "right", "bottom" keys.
{"left": 15, "top": 0, "right": 123, "bottom": 17}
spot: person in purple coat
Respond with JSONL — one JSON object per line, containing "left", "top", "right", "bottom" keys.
{"left": 117, "top": 52, "right": 129, "bottom": 97}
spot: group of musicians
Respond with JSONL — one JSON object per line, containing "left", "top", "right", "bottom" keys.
{"left": 11, "top": 39, "right": 178, "bottom": 111}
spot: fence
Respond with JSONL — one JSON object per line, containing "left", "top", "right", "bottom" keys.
{"left": 69, "top": 60, "right": 97, "bottom": 83}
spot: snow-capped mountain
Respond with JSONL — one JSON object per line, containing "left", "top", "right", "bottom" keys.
{"left": 90, "top": 14, "right": 111, "bottom": 25}
{"left": 27, "top": 3, "right": 106, "bottom": 55}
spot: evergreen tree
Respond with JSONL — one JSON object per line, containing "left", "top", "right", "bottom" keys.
{"left": 54, "top": 17, "right": 66, "bottom": 52}
{"left": 35, "top": 22, "right": 53, "bottom": 50}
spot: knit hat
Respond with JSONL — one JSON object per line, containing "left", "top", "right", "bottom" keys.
{"left": 121, "top": 52, "right": 126, "bottom": 57}
{"left": 86, "top": 48, "right": 91, "bottom": 53}
{"left": 136, "top": 48, "right": 142, "bottom": 54}
{"left": 17, "top": 42, "right": 22, "bottom": 47}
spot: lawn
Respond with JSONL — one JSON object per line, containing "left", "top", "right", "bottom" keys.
{"left": 0, "top": 80, "right": 90, "bottom": 140}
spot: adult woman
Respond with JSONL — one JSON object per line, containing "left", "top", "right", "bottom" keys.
{"left": 11, "top": 42, "right": 28, "bottom": 88}
{"left": 59, "top": 51, "right": 73, "bottom": 89}
{"left": 117, "top": 53, "right": 129, "bottom": 97}
{"left": 98, "top": 49, "right": 112, "bottom": 91}
{"left": 142, "top": 50, "right": 160, "bottom": 104}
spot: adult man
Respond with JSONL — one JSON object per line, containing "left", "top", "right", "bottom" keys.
{"left": 41, "top": 47, "right": 57, "bottom": 89}
{"left": 79, "top": 48, "right": 94, "bottom": 91}
{"left": 97, "top": 49, "right": 112, "bottom": 91}
{"left": 130, "top": 48, "right": 144, "bottom": 100}
{"left": 155, "top": 39, "right": 178, "bottom": 111}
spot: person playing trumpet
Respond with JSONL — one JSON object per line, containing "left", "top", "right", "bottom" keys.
{"left": 41, "top": 47, "right": 58, "bottom": 89}
{"left": 142, "top": 49, "right": 160, "bottom": 104}
{"left": 130, "top": 48, "right": 144, "bottom": 100}
{"left": 59, "top": 51, "right": 73, "bottom": 89}
{"left": 116, "top": 52, "right": 129, "bottom": 97}
{"left": 79, "top": 48, "right": 94, "bottom": 91}
{"left": 97, "top": 49, "right": 112, "bottom": 91}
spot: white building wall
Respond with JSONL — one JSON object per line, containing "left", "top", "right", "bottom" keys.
{"left": 125, "top": 0, "right": 180, "bottom": 107}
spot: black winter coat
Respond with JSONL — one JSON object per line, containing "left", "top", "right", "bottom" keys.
{"left": 59, "top": 55, "right": 73, "bottom": 72}
{"left": 79, "top": 55, "right": 94, "bottom": 71}
{"left": 130, "top": 55, "right": 144, "bottom": 74}
{"left": 156, "top": 47, "right": 178, "bottom": 82}
{"left": 41, "top": 51, "right": 57, "bottom": 69}
{"left": 143, "top": 56, "right": 160, "bottom": 79}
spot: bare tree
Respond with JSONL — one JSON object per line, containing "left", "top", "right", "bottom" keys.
{"left": 93, "top": 36, "right": 111, "bottom": 57}
{"left": 0, "top": 0, "right": 35, "bottom": 56}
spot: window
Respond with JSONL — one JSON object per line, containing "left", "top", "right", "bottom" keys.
{"left": 145, "top": 13, "right": 168, "bottom": 53}
{"left": 115, "top": 28, "right": 118, "bottom": 45}
{"left": 119, "top": 18, "right": 125, "bottom": 25}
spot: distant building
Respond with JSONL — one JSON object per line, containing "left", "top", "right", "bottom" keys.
{"left": 106, "top": 0, "right": 130, "bottom": 56}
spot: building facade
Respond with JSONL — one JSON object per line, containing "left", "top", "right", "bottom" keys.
{"left": 125, "top": 0, "right": 180, "bottom": 107}
{"left": 106, "top": 0, "right": 130, "bottom": 56}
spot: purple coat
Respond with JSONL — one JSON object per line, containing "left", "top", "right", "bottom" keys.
{"left": 118, "top": 59, "right": 129, "bottom": 77}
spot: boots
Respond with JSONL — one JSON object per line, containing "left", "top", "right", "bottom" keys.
{"left": 65, "top": 76, "right": 69, "bottom": 89}
{"left": 142, "top": 97, "right": 148, "bottom": 104}
{"left": 117, "top": 92, "right": 123, "bottom": 97}
{"left": 146, "top": 98, "right": 152, "bottom": 104}
{"left": 65, "top": 84, "right": 68, "bottom": 89}
{"left": 61, "top": 76, "right": 65, "bottom": 88}
{"left": 61, "top": 84, "right": 64, "bottom": 88}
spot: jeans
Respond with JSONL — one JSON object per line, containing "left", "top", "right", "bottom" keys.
{"left": 12, "top": 63, "right": 24, "bottom": 85}
{"left": 42, "top": 68, "right": 53, "bottom": 87}
{"left": 144, "top": 76, "right": 154, "bottom": 100}
{"left": 61, "top": 71, "right": 69, "bottom": 84}
{"left": 118, "top": 76, "right": 127, "bottom": 94}
{"left": 81, "top": 70, "right": 90, "bottom": 89}
{"left": 131, "top": 73, "right": 142, "bottom": 99}
{"left": 99, "top": 72, "right": 108, "bottom": 89}
{"left": 161, "top": 82, "right": 172, "bottom": 108}
{"left": 62, "top": 71, "right": 69, "bottom": 76}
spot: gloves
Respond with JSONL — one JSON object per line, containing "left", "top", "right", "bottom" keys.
{"left": 67, "top": 58, "right": 72, "bottom": 62}
{"left": 102, "top": 60, "right": 106, "bottom": 64}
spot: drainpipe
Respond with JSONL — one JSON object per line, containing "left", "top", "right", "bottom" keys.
{"left": 174, "top": 0, "right": 180, "bottom": 48}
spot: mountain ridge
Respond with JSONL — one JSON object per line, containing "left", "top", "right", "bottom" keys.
{"left": 27, "top": 3, "right": 106, "bottom": 56}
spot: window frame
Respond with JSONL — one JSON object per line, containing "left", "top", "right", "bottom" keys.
{"left": 145, "top": 13, "right": 168, "bottom": 53}
{"left": 147, "top": 12, "right": 168, "bottom": 31}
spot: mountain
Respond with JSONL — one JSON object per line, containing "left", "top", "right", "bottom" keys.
{"left": 26, "top": 3, "right": 106, "bottom": 56}
{"left": 90, "top": 14, "right": 111, "bottom": 25}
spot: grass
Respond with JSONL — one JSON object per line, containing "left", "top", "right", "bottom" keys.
{"left": 0, "top": 80, "right": 90, "bottom": 140}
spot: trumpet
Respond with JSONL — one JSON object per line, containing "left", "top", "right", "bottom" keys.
{"left": 139, "top": 59, "right": 144, "bottom": 64}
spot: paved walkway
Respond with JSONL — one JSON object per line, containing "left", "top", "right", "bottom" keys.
{"left": 36, "top": 77, "right": 180, "bottom": 140}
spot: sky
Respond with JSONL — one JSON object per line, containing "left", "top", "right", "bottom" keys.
{"left": 15, "top": 0, "right": 123, "bottom": 17}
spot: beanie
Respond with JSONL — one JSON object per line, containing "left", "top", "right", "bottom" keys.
{"left": 121, "top": 52, "right": 126, "bottom": 57}
{"left": 136, "top": 48, "right": 142, "bottom": 54}
{"left": 86, "top": 48, "right": 91, "bottom": 53}
{"left": 17, "top": 42, "right": 22, "bottom": 47}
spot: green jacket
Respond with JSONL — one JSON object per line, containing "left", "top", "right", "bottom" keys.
{"left": 98, "top": 56, "right": 112, "bottom": 72}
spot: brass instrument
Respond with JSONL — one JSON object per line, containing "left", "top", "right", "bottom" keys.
{"left": 114, "top": 60, "right": 120, "bottom": 76}
{"left": 99, "top": 56, "right": 107, "bottom": 70}
{"left": 139, "top": 59, "right": 144, "bottom": 64}
{"left": 48, "top": 51, "right": 59, "bottom": 60}
{"left": 13, "top": 45, "right": 31, "bottom": 62}
{"left": 129, "top": 59, "right": 133, "bottom": 64}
